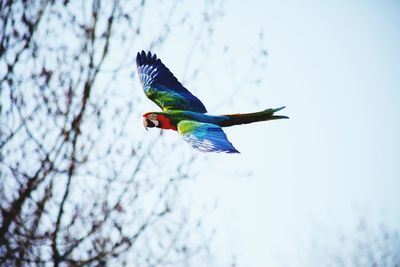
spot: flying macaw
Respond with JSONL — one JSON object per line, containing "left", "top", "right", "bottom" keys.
{"left": 136, "top": 51, "right": 288, "bottom": 153}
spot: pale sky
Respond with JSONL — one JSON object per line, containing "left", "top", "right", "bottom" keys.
{"left": 3, "top": 0, "right": 399, "bottom": 266}
{"left": 149, "top": 0, "right": 400, "bottom": 266}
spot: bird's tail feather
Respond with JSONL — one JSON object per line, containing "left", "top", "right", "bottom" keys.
{"left": 219, "top": 106, "right": 288, "bottom": 127}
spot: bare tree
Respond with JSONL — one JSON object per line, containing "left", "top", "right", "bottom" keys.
{"left": 304, "top": 217, "right": 400, "bottom": 267}
{"left": 0, "top": 0, "right": 229, "bottom": 266}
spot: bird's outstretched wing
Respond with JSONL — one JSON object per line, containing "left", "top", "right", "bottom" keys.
{"left": 177, "top": 120, "right": 239, "bottom": 153}
{"left": 136, "top": 51, "right": 207, "bottom": 113}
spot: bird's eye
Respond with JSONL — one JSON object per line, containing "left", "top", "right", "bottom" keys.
{"left": 148, "top": 114, "right": 157, "bottom": 120}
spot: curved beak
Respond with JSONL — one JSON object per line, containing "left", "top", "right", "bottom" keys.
{"left": 143, "top": 118, "right": 148, "bottom": 131}
{"left": 143, "top": 118, "right": 158, "bottom": 130}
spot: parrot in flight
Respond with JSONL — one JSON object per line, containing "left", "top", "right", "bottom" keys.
{"left": 136, "top": 51, "right": 288, "bottom": 153}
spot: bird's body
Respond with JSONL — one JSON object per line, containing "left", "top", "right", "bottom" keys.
{"left": 136, "top": 51, "right": 288, "bottom": 153}
{"left": 144, "top": 107, "right": 288, "bottom": 131}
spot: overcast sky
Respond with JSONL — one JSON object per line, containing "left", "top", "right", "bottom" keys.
{"left": 134, "top": 0, "right": 400, "bottom": 266}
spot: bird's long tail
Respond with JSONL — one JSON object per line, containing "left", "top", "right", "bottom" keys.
{"left": 218, "top": 106, "right": 288, "bottom": 127}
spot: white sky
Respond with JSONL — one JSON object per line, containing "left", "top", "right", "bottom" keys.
{"left": 4, "top": 0, "right": 398, "bottom": 266}
{"left": 153, "top": 0, "right": 400, "bottom": 266}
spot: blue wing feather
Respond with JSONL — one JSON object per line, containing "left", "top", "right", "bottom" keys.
{"left": 136, "top": 51, "right": 207, "bottom": 113}
{"left": 177, "top": 120, "right": 239, "bottom": 153}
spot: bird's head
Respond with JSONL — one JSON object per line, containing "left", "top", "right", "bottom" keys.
{"left": 143, "top": 113, "right": 160, "bottom": 130}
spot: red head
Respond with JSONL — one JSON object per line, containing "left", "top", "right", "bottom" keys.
{"left": 142, "top": 112, "right": 177, "bottom": 131}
